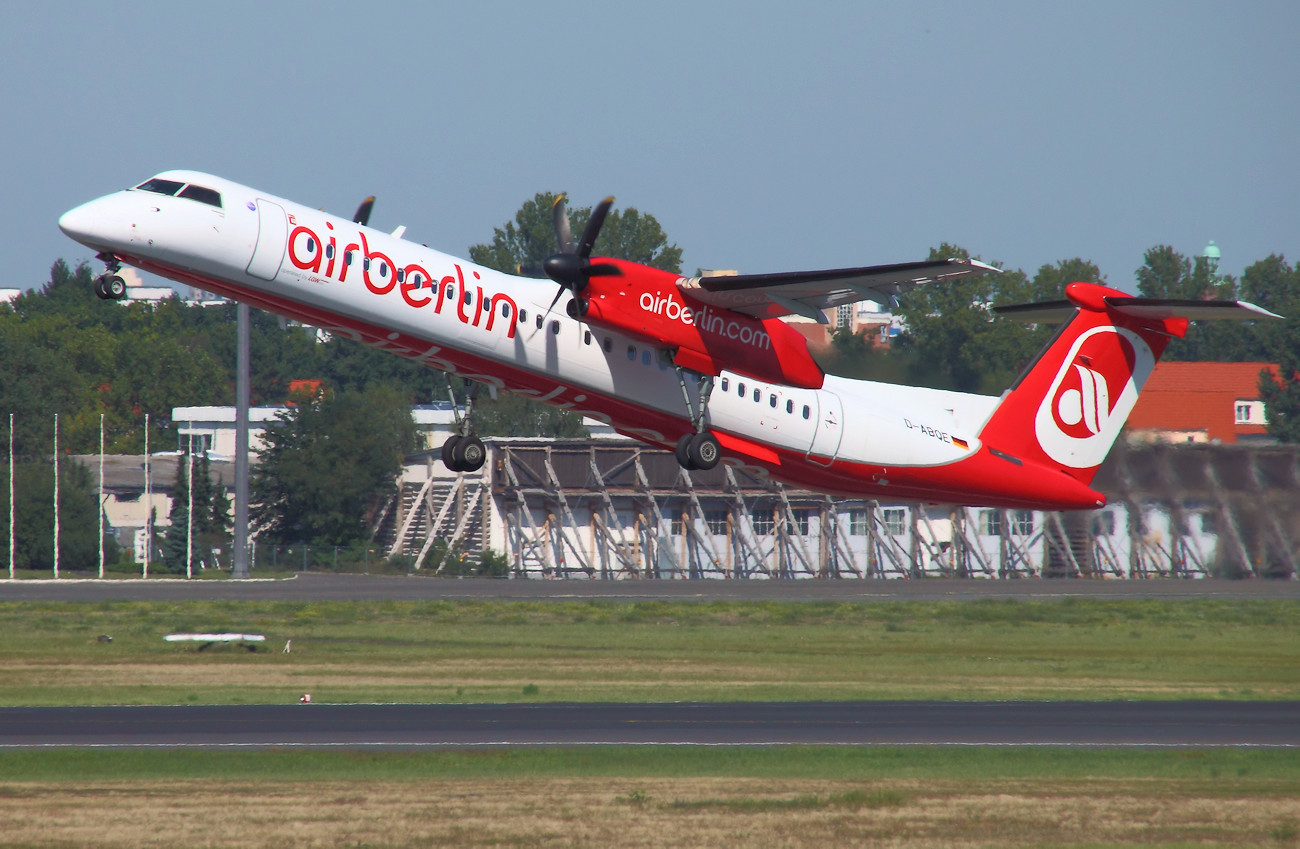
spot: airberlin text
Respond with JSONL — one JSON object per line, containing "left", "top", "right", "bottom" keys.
{"left": 638, "top": 292, "right": 771, "bottom": 351}
{"left": 285, "top": 216, "right": 517, "bottom": 338}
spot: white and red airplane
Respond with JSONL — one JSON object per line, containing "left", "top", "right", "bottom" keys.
{"left": 59, "top": 171, "right": 1278, "bottom": 511}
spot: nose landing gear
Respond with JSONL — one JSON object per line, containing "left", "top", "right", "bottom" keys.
{"left": 92, "top": 253, "right": 127, "bottom": 300}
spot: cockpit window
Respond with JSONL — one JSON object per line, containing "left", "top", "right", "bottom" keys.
{"left": 133, "top": 178, "right": 223, "bottom": 209}
{"left": 178, "top": 184, "right": 222, "bottom": 208}
{"left": 135, "top": 178, "right": 185, "bottom": 196}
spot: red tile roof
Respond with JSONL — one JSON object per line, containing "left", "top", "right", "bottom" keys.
{"left": 1127, "top": 362, "right": 1277, "bottom": 443}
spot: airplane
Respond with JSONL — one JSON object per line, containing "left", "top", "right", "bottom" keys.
{"left": 58, "top": 171, "right": 1280, "bottom": 511}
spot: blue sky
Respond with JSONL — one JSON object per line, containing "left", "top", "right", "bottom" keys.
{"left": 7, "top": 1, "right": 1297, "bottom": 293}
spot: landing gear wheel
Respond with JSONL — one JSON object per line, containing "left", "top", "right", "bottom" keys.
{"left": 453, "top": 435, "right": 486, "bottom": 472}
{"left": 675, "top": 434, "right": 696, "bottom": 470}
{"left": 675, "top": 432, "right": 721, "bottom": 471}
{"left": 95, "top": 275, "right": 126, "bottom": 300}
{"left": 441, "top": 435, "right": 463, "bottom": 469}
{"left": 687, "top": 433, "right": 721, "bottom": 470}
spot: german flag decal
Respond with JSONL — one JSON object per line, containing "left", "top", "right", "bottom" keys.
{"left": 952, "top": 436, "right": 969, "bottom": 450}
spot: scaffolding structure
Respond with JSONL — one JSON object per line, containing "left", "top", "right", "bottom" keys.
{"left": 371, "top": 439, "right": 1300, "bottom": 579}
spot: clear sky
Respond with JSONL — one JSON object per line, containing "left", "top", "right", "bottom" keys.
{"left": 6, "top": 1, "right": 1297, "bottom": 294}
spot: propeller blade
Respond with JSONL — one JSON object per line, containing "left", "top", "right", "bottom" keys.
{"left": 544, "top": 281, "right": 567, "bottom": 316}
{"left": 576, "top": 196, "right": 614, "bottom": 259}
{"left": 552, "top": 194, "right": 574, "bottom": 255}
{"left": 353, "top": 196, "right": 375, "bottom": 227}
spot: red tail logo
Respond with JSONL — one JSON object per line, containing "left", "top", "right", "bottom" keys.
{"left": 1034, "top": 326, "right": 1153, "bottom": 469}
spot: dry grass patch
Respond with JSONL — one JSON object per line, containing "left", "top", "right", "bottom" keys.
{"left": 1, "top": 777, "right": 1298, "bottom": 848}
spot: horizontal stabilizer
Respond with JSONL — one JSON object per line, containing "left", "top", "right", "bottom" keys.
{"left": 996, "top": 295, "right": 1282, "bottom": 322}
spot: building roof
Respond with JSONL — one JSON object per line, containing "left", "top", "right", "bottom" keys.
{"left": 1126, "top": 362, "right": 1277, "bottom": 443}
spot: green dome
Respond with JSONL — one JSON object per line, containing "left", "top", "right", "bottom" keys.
{"left": 1203, "top": 240, "right": 1221, "bottom": 260}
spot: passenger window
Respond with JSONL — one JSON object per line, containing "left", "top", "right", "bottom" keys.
{"left": 482, "top": 297, "right": 491, "bottom": 311}
{"left": 535, "top": 314, "right": 543, "bottom": 329}
{"left": 501, "top": 302, "right": 511, "bottom": 317}
{"left": 721, "top": 378, "right": 729, "bottom": 392}
{"left": 769, "top": 394, "right": 777, "bottom": 408}
{"left": 786, "top": 399, "right": 793, "bottom": 414}
{"left": 134, "top": 178, "right": 184, "bottom": 196}
{"left": 326, "top": 244, "right": 335, "bottom": 260}
{"left": 518, "top": 308, "right": 526, "bottom": 322}
{"left": 344, "top": 251, "right": 353, "bottom": 265}
{"left": 627, "top": 345, "right": 637, "bottom": 361}
{"left": 738, "top": 382, "right": 746, "bottom": 396}
{"left": 802, "top": 405, "right": 811, "bottom": 420}
{"left": 583, "top": 330, "right": 591, "bottom": 345}
{"left": 396, "top": 268, "right": 405, "bottom": 283}
{"left": 178, "top": 184, "right": 222, "bottom": 207}
{"left": 753, "top": 389, "right": 760, "bottom": 402}
{"left": 447, "top": 284, "right": 455, "bottom": 299}
{"left": 603, "top": 337, "right": 612, "bottom": 353}
{"left": 363, "top": 257, "right": 371, "bottom": 271}
{"left": 463, "top": 290, "right": 471, "bottom": 305}
{"left": 550, "top": 320, "right": 560, "bottom": 335}
{"left": 641, "top": 350, "right": 651, "bottom": 366}
{"left": 306, "top": 237, "right": 316, "bottom": 253}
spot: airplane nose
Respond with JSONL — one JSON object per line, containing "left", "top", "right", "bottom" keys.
{"left": 58, "top": 203, "right": 98, "bottom": 242}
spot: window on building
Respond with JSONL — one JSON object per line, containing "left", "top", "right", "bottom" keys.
{"left": 849, "top": 509, "right": 869, "bottom": 535}
{"left": 1012, "top": 510, "right": 1035, "bottom": 535}
{"left": 882, "top": 507, "right": 907, "bottom": 536}
{"left": 705, "top": 510, "right": 728, "bottom": 535}
{"left": 785, "top": 509, "right": 810, "bottom": 536}
{"left": 980, "top": 509, "right": 1002, "bottom": 536}
{"left": 1199, "top": 512, "right": 1217, "bottom": 535}
{"left": 752, "top": 512, "right": 775, "bottom": 535}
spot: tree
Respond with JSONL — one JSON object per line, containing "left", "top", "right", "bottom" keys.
{"left": 163, "top": 450, "right": 232, "bottom": 573}
{"left": 468, "top": 192, "right": 683, "bottom": 275}
{"left": 0, "top": 460, "right": 117, "bottom": 572}
{"left": 251, "top": 386, "right": 416, "bottom": 546}
{"left": 1249, "top": 255, "right": 1300, "bottom": 443}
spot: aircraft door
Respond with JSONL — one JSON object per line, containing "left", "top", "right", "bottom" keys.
{"left": 806, "top": 390, "right": 844, "bottom": 467}
{"left": 246, "top": 199, "right": 287, "bottom": 281}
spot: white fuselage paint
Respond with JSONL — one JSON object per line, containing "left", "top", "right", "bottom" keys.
{"left": 60, "top": 171, "right": 1000, "bottom": 486}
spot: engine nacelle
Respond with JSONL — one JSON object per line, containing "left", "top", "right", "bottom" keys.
{"left": 579, "top": 260, "right": 825, "bottom": 390}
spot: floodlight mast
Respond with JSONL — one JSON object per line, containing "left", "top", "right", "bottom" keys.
{"left": 232, "top": 303, "right": 251, "bottom": 579}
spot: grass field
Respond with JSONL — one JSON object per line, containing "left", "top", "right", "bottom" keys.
{"left": 0, "top": 598, "right": 1296, "bottom": 705}
{"left": 2, "top": 598, "right": 1297, "bottom": 847}
{"left": 1, "top": 748, "right": 1297, "bottom": 848}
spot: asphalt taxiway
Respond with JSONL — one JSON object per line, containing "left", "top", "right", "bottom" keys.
{"left": 2, "top": 701, "right": 1295, "bottom": 748}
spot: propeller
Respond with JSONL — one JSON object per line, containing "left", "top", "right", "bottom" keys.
{"left": 542, "top": 195, "right": 619, "bottom": 314}
{"left": 353, "top": 196, "right": 375, "bottom": 227}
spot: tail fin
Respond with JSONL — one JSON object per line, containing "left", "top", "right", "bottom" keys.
{"left": 978, "top": 282, "right": 1280, "bottom": 486}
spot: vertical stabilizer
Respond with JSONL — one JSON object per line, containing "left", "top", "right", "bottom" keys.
{"left": 978, "top": 282, "right": 1278, "bottom": 486}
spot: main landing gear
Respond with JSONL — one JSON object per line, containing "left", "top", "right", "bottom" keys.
{"left": 673, "top": 367, "right": 721, "bottom": 471}
{"left": 93, "top": 253, "right": 127, "bottom": 300}
{"left": 441, "top": 378, "right": 486, "bottom": 473}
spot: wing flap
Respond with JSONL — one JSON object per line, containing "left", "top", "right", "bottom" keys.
{"left": 678, "top": 258, "right": 999, "bottom": 320}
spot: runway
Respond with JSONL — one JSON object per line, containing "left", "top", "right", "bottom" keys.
{"left": 2, "top": 701, "right": 1295, "bottom": 748}
{"left": 4, "top": 573, "right": 1300, "bottom": 602}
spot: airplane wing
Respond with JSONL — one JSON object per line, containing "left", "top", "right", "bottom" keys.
{"left": 676, "top": 258, "right": 999, "bottom": 323}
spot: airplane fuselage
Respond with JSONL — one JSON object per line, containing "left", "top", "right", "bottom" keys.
{"left": 59, "top": 171, "right": 1108, "bottom": 510}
